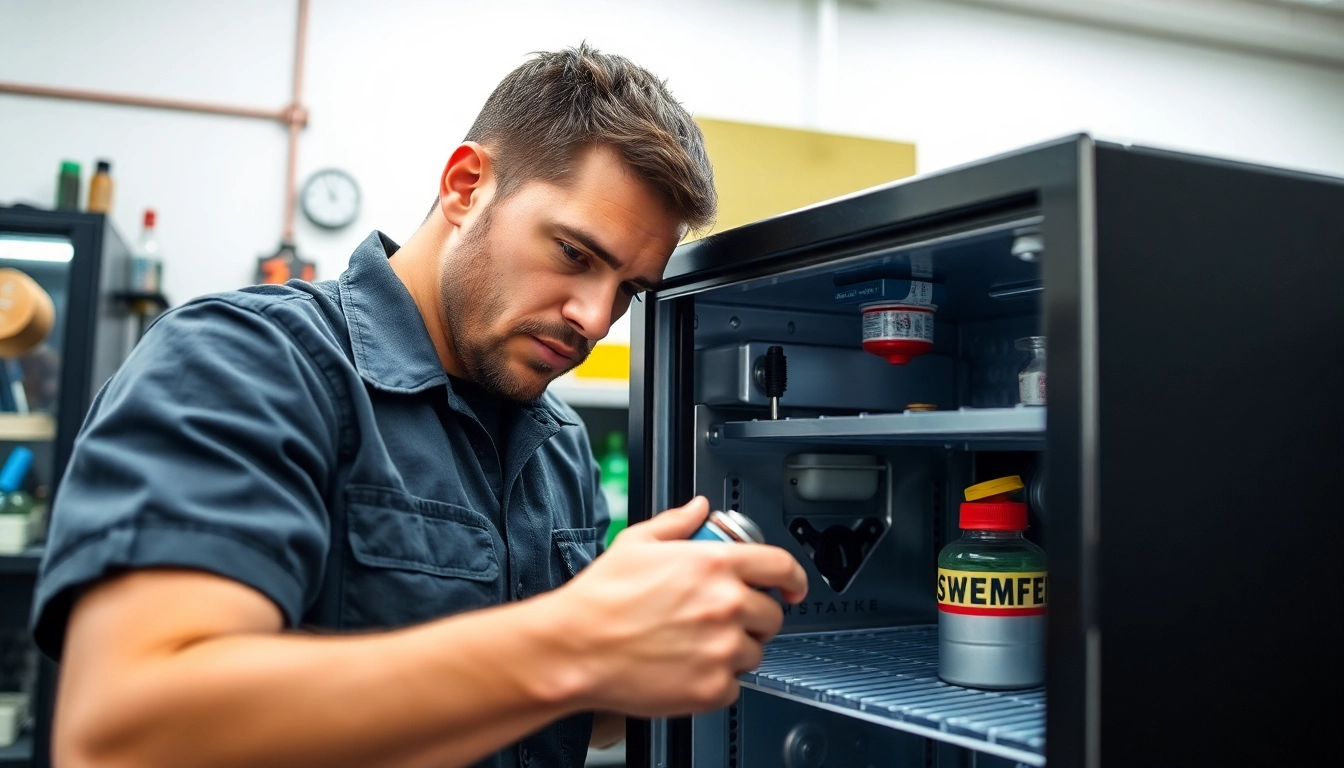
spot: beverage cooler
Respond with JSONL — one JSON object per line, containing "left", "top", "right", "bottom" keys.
{"left": 623, "top": 136, "right": 1343, "bottom": 768}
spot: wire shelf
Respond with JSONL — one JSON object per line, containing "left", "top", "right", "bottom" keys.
{"left": 742, "top": 625, "right": 1046, "bottom": 764}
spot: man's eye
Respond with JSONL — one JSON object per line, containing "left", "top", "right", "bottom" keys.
{"left": 559, "top": 242, "right": 585, "bottom": 263}
{"left": 622, "top": 285, "right": 645, "bottom": 303}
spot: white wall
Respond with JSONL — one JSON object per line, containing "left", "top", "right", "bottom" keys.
{"left": 2, "top": 0, "right": 1342, "bottom": 308}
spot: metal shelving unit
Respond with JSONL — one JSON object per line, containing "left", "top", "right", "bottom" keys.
{"left": 717, "top": 407, "right": 1045, "bottom": 448}
{"left": 742, "top": 626, "right": 1045, "bottom": 765}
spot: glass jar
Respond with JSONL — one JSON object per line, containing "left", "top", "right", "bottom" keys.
{"left": 1015, "top": 336, "right": 1046, "bottom": 406}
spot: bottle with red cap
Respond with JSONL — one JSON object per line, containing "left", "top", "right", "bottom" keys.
{"left": 936, "top": 475, "right": 1047, "bottom": 689}
{"left": 130, "top": 208, "right": 163, "bottom": 293}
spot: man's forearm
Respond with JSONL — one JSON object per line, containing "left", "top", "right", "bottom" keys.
{"left": 61, "top": 591, "right": 583, "bottom": 768}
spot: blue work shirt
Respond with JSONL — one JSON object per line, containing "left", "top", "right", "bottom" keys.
{"left": 33, "top": 231, "right": 609, "bottom": 768}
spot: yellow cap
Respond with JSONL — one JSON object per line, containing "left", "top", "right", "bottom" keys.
{"left": 965, "top": 475, "right": 1024, "bottom": 501}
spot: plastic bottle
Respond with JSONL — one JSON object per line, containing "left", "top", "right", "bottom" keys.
{"left": 0, "top": 447, "right": 35, "bottom": 554}
{"left": 0, "top": 447, "right": 34, "bottom": 516}
{"left": 936, "top": 475, "right": 1047, "bottom": 689}
{"left": 130, "top": 209, "right": 163, "bottom": 293}
{"left": 87, "top": 160, "right": 114, "bottom": 213}
{"left": 599, "top": 432, "right": 628, "bottom": 548}
{"left": 56, "top": 161, "right": 81, "bottom": 211}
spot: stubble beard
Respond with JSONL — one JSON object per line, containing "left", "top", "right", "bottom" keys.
{"left": 439, "top": 207, "right": 591, "bottom": 402}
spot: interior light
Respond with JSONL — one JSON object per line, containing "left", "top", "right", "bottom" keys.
{"left": 0, "top": 237, "right": 75, "bottom": 263}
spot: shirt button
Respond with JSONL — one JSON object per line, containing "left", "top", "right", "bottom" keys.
{"left": 516, "top": 580, "right": 525, "bottom": 597}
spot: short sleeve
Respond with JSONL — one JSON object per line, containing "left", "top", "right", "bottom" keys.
{"left": 32, "top": 297, "right": 341, "bottom": 659}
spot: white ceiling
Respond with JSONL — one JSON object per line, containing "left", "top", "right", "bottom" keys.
{"left": 940, "top": 0, "right": 1344, "bottom": 67}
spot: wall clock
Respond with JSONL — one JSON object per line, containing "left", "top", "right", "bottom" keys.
{"left": 300, "top": 168, "right": 361, "bottom": 230}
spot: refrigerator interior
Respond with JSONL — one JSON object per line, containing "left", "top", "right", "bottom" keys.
{"left": 686, "top": 217, "right": 1048, "bottom": 767}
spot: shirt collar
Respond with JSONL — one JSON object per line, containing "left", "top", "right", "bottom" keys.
{"left": 338, "top": 231, "right": 449, "bottom": 394}
{"left": 337, "top": 231, "right": 576, "bottom": 427}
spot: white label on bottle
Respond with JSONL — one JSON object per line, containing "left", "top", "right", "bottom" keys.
{"left": 901, "top": 281, "right": 934, "bottom": 305}
{"left": 1019, "top": 371, "right": 1047, "bottom": 405}
{"left": 863, "top": 308, "right": 935, "bottom": 342}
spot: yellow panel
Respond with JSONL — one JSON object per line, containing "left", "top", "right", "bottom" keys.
{"left": 573, "top": 342, "right": 630, "bottom": 380}
{"left": 694, "top": 118, "right": 917, "bottom": 237}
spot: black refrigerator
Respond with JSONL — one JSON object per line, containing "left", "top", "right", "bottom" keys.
{"left": 625, "top": 136, "right": 1343, "bottom": 767}
{"left": 0, "top": 207, "right": 133, "bottom": 768}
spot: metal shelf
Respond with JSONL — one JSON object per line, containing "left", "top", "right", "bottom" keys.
{"left": 742, "top": 626, "right": 1045, "bottom": 765}
{"left": 718, "top": 406, "right": 1044, "bottom": 448}
{"left": 0, "top": 414, "right": 55, "bottom": 442}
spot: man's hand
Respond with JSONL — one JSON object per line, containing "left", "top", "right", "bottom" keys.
{"left": 540, "top": 496, "right": 808, "bottom": 717}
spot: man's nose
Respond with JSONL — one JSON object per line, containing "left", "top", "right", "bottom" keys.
{"left": 561, "top": 287, "right": 616, "bottom": 341}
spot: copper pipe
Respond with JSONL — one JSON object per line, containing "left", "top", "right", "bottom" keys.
{"left": 281, "top": 0, "right": 311, "bottom": 244}
{"left": 0, "top": 80, "right": 289, "bottom": 122}
{"left": 0, "top": 0, "right": 312, "bottom": 247}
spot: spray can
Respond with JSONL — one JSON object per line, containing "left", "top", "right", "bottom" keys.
{"left": 936, "top": 476, "right": 1047, "bottom": 689}
{"left": 691, "top": 509, "right": 765, "bottom": 545}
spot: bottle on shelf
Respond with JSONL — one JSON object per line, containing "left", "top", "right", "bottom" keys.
{"left": 599, "top": 431, "right": 628, "bottom": 548}
{"left": 130, "top": 209, "right": 163, "bottom": 294}
{"left": 0, "top": 446, "right": 35, "bottom": 554}
{"left": 55, "top": 160, "right": 81, "bottom": 211}
{"left": 87, "top": 159, "right": 114, "bottom": 213}
{"left": 936, "top": 475, "right": 1047, "bottom": 690}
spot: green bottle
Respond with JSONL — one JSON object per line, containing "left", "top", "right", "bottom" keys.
{"left": 599, "top": 432, "right": 628, "bottom": 548}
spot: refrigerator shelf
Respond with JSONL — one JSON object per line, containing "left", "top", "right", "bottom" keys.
{"left": 742, "top": 625, "right": 1045, "bottom": 765}
{"left": 717, "top": 406, "right": 1044, "bottom": 448}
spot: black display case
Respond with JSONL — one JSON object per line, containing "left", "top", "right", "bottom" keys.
{"left": 0, "top": 207, "right": 133, "bottom": 768}
{"left": 626, "top": 136, "right": 1343, "bottom": 767}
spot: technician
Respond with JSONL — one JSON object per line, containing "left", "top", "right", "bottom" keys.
{"left": 33, "top": 44, "right": 807, "bottom": 768}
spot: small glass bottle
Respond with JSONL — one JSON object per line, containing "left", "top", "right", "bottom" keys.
{"left": 937, "top": 475, "right": 1047, "bottom": 689}
{"left": 130, "top": 209, "right": 163, "bottom": 293}
{"left": 1015, "top": 336, "right": 1046, "bottom": 406}
{"left": 87, "top": 160, "right": 114, "bottom": 213}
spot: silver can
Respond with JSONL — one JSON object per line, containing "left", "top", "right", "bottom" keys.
{"left": 690, "top": 509, "right": 765, "bottom": 544}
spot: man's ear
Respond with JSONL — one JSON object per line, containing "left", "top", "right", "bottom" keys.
{"left": 438, "top": 142, "right": 494, "bottom": 228}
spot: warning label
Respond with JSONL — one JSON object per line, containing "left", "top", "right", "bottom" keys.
{"left": 937, "top": 569, "right": 1047, "bottom": 616}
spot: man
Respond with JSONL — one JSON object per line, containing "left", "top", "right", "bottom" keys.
{"left": 32, "top": 45, "right": 807, "bottom": 768}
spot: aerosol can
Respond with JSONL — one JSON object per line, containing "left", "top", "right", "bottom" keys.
{"left": 691, "top": 509, "right": 765, "bottom": 545}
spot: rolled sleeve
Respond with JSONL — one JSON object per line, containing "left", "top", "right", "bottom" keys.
{"left": 33, "top": 297, "right": 340, "bottom": 659}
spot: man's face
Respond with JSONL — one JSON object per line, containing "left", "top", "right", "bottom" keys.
{"left": 440, "top": 146, "right": 683, "bottom": 402}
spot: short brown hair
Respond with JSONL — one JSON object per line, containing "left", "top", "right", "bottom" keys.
{"left": 462, "top": 43, "right": 716, "bottom": 231}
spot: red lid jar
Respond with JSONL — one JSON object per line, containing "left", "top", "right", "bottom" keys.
{"left": 860, "top": 302, "right": 935, "bottom": 365}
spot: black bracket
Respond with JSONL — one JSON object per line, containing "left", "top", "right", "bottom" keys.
{"left": 788, "top": 516, "right": 885, "bottom": 593}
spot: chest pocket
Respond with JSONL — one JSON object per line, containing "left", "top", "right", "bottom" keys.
{"left": 342, "top": 485, "right": 502, "bottom": 628}
{"left": 551, "top": 527, "right": 599, "bottom": 584}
